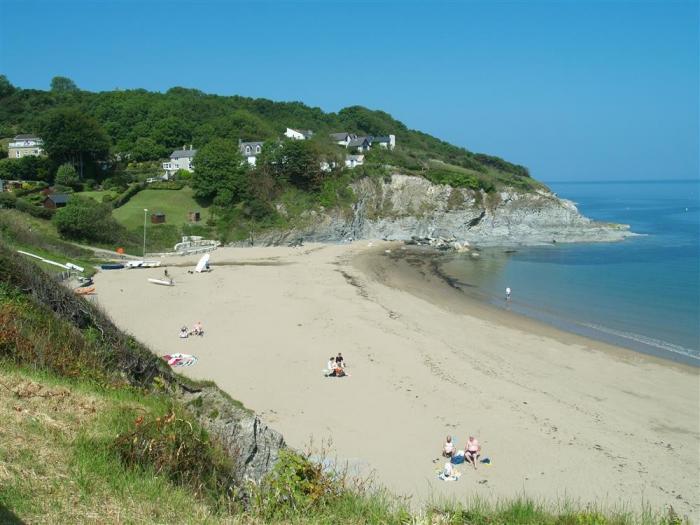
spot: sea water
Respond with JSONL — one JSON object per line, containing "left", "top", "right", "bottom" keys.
{"left": 438, "top": 180, "right": 700, "bottom": 366}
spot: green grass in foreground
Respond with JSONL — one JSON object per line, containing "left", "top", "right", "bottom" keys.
{"left": 112, "top": 187, "right": 210, "bottom": 230}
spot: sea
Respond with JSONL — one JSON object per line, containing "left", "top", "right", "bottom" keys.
{"left": 438, "top": 179, "right": 700, "bottom": 366}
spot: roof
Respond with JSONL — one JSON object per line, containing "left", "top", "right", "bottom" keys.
{"left": 371, "top": 135, "right": 391, "bottom": 143}
{"left": 239, "top": 141, "right": 264, "bottom": 156}
{"left": 348, "top": 137, "right": 370, "bottom": 148}
{"left": 14, "top": 134, "right": 40, "bottom": 140}
{"left": 170, "top": 149, "right": 197, "bottom": 159}
{"left": 346, "top": 154, "right": 364, "bottom": 161}
{"left": 289, "top": 128, "right": 314, "bottom": 138}
{"left": 330, "top": 132, "right": 353, "bottom": 141}
{"left": 47, "top": 193, "right": 71, "bottom": 204}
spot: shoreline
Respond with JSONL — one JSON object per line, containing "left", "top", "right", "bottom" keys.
{"left": 92, "top": 242, "right": 700, "bottom": 519}
{"left": 354, "top": 245, "right": 697, "bottom": 370}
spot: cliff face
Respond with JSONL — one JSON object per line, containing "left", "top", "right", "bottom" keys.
{"left": 261, "top": 174, "right": 633, "bottom": 246}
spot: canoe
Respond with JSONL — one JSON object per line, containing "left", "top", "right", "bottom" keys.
{"left": 126, "top": 260, "right": 162, "bottom": 269}
{"left": 148, "top": 278, "right": 174, "bottom": 286}
{"left": 101, "top": 263, "right": 124, "bottom": 270}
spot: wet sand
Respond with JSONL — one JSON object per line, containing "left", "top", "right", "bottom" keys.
{"left": 92, "top": 242, "right": 699, "bottom": 519}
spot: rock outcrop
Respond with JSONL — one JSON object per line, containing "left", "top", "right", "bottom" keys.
{"left": 246, "top": 174, "right": 633, "bottom": 247}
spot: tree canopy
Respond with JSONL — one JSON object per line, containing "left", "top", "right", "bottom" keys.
{"left": 39, "top": 108, "right": 110, "bottom": 177}
{"left": 192, "top": 139, "right": 248, "bottom": 205}
{"left": 50, "top": 76, "right": 79, "bottom": 93}
{"left": 53, "top": 195, "right": 127, "bottom": 244}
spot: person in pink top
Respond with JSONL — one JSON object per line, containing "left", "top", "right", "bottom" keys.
{"left": 465, "top": 436, "right": 481, "bottom": 469}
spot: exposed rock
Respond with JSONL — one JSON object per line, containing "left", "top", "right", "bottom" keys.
{"left": 179, "top": 386, "right": 285, "bottom": 482}
{"left": 241, "top": 174, "right": 634, "bottom": 247}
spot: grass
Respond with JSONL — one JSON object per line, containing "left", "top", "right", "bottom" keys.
{"left": 112, "top": 187, "right": 210, "bottom": 230}
{"left": 76, "top": 189, "right": 118, "bottom": 202}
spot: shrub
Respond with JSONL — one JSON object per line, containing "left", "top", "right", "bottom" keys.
{"left": 53, "top": 195, "right": 126, "bottom": 243}
{"left": 54, "top": 163, "right": 80, "bottom": 190}
{"left": 113, "top": 409, "right": 235, "bottom": 503}
{"left": 0, "top": 192, "right": 17, "bottom": 209}
{"left": 15, "top": 198, "right": 55, "bottom": 219}
{"left": 112, "top": 182, "right": 146, "bottom": 209}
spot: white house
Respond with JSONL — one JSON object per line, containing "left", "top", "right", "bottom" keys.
{"left": 8, "top": 134, "right": 44, "bottom": 158}
{"left": 344, "top": 154, "right": 365, "bottom": 169}
{"left": 284, "top": 128, "right": 313, "bottom": 140}
{"left": 163, "top": 145, "right": 197, "bottom": 179}
{"left": 239, "top": 140, "right": 264, "bottom": 166}
{"left": 371, "top": 135, "right": 396, "bottom": 150}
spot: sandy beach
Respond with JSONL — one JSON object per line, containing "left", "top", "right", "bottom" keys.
{"left": 93, "top": 243, "right": 699, "bottom": 519}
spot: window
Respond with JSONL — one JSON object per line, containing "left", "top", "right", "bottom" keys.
{"left": 16, "top": 151, "right": 20, "bottom": 158}
{"left": 246, "top": 146, "right": 251, "bottom": 154}
{"left": 256, "top": 145, "right": 261, "bottom": 153}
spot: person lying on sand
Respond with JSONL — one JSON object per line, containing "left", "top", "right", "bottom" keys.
{"left": 465, "top": 436, "right": 481, "bottom": 469}
{"left": 442, "top": 435, "right": 455, "bottom": 458}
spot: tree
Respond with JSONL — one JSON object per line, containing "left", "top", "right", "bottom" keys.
{"left": 258, "top": 140, "right": 323, "bottom": 191}
{"left": 192, "top": 139, "right": 247, "bottom": 204}
{"left": 50, "top": 76, "right": 79, "bottom": 93}
{"left": 0, "top": 157, "right": 51, "bottom": 182}
{"left": 54, "top": 163, "right": 80, "bottom": 189}
{"left": 40, "top": 108, "right": 111, "bottom": 178}
{"left": 0, "top": 75, "right": 16, "bottom": 98}
{"left": 131, "top": 137, "right": 166, "bottom": 162}
{"left": 53, "top": 196, "right": 125, "bottom": 244}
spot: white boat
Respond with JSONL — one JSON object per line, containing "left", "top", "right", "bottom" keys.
{"left": 126, "top": 260, "right": 162, "bottom": 269}
{"left": 194, "top": 253, "right": 210, "bottom": 273}
{"left": 148, "top": 278, "right": 174, "bottom": 286}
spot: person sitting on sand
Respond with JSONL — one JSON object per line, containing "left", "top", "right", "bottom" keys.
{"left": 179, "top": 326, "right": 189, "bottom": 339}
{"left": 335, "top": 353, "right": 345, "bottom": 369}
{"left": 326, "top": 356, "right": 337, "bottom": 377}
{"left": 465, "top": 436, "right": 481, "bottom": 469}
{"left": 191, "top": 321, "right": 204, "bottom": 336}
{"left": 442, "top": 435, "right": 455, "bottom": 458}
{"left": 333, "top": 357, "right": 346, "bottom": 377}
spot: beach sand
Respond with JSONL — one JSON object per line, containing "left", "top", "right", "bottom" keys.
{"left": 93, "top": 243, "right": 699, "bottom": 519}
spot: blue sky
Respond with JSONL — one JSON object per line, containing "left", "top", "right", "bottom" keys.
{"left": 0, "top": 0, "right": 697, "bottom": 182}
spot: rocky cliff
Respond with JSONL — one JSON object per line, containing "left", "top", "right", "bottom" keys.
{"left": 259, "top": 174, "right": 633, "bottom": 246}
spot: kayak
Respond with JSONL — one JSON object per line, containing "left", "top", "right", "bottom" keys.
{"left": 101, "top": 263, "right": 124, "bottom": 270}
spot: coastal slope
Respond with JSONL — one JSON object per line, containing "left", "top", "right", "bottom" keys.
{"left": 256, "top": 175, "right": 633, "bottom": 246}
{"left": 93, "top": 243, "right": 699, "bottom": 520}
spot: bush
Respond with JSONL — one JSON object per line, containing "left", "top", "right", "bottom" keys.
{"left": 113, "top": 409, "right": 235, "bottom": 503}
{"left": 101, "top": 193, "right": 114, "bottom": 204}
{"left": 148, "top": 180, "right": 185, "bottom": 190}
{"left": 53, "top": 195, "right": 126, "bottom": 244}
{"left": 0, "top": 192, "right": 17, "bottom": 209}
{"left": 15, "top": 198, "right": 55, "bottom": 219}
{"left": 112, "top": 182, "right": 146, "bottom": 209}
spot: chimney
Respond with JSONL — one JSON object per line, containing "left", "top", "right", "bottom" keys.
{"left": 182, "top": 144, "right": 186, "bottom": 151}
{"left": 190, "top": 144, "right": 193, "bottom": 150}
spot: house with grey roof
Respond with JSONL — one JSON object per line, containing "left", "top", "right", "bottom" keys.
{"left": 370, "top": 135, "right": 396, "bottom": 150}
{"left": 329, "top": 132, "right": 357, "bottom": 147}
{"left": 284, "top": 128, "right": 314, "bottom": 140}
{"left": 239, "top": 140, "right": 264, "bottom": 166}
{"left": 163, "top": 145, "right": 197, "bottom": 179}
{"left": 9, "top": 134, "right": 45, "bottom": 158}
{"left": 347, "top": 136, "right": 372, "bottom": 152}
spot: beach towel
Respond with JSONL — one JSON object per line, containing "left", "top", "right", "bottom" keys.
{"left": 436, "top": 468, "right": 461, "bottom": 481}
{"left": 162, "top": 353, "right": 198, "bottom": 367}
{"left": 451, "top": 451, "right": 465, "bottom": 465}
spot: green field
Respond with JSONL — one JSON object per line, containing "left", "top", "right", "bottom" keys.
{"left": 76, "top": 189, "right": 117, "bottom": 202}
{"left": 112, "top": 187, "right": 210, "bottom": 230}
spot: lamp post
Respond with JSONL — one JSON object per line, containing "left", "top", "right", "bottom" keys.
{"left": 143, "top": 208, "right": 148, "bottom": 258}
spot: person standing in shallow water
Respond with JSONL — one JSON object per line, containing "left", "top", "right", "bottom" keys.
{"left": 505, "top": 287, "right": 512, "bottom": 301}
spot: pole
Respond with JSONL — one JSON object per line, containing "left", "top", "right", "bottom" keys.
{"left": 143, "top": 209, "right": 148, "bottom": 258}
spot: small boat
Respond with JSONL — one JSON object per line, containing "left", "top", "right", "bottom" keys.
{"left": 75, "top": 286, "right": 96, "bottom": 295}
{"left": 100, "top": 263, "right": 125, "bottom": 270}
{"left": 126, "top": 260, "right": 162, "bottom": 269}
{"left": 148, "top": 278, "right": 174, "bottom": 286}
{"left": 195, "top": 253, "right": 210, "bottom": 273}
